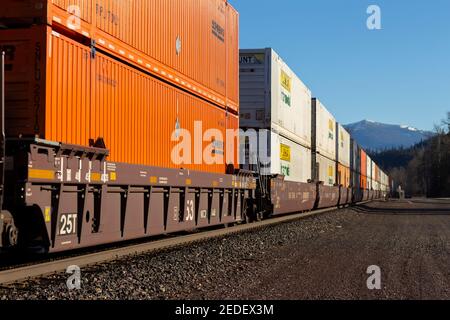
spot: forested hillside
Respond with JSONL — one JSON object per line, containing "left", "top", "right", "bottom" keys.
{"left": 370, "top": 113, "right": 450, "bottom": 197}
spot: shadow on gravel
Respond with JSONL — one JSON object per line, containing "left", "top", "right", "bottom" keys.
{"left": 352, "top": 204, "right": 450, "bottom": 216}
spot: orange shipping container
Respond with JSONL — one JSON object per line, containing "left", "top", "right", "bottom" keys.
{"left": 360, "top": 175, "right": 367, "bottom": 190}
{"left": 360, "top": 149, "right": 368, "bottom": 189}
{"left": 337, "top": 164, "right": 350, "bottom": 188}
{"left": 360, "top": 149, "right": 367, "bottom": 177}
{"left": 1, "top": 0, "right": 239, "bottom": 112}
{"left": 0, "top": 26, "right": 239, "bottom": 174}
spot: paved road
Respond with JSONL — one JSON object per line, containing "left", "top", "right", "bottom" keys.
{"left": 237, "top": 199, "right": 450, "bottom": 300}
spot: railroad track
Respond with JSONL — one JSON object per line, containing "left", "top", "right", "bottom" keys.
{"left": 0, "top": 202, "right": 370, "bottom": 286}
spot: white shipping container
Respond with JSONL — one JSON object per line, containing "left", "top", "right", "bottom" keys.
{"left": 316, "top": 153, "right": 336, "bottom": 186}
{"left": 240, "top": 130, "right": 312, "bottom": 183}
{"left": 367, "top": 155, "right": 372, "bottom": 180}
{"left": 374, "top": 180, "right": 380, "bottom": 191}
{"left": 270, "top": 133, "right": 312, "bottom": 183}
{"left": 239, "top": 48, "right": 312, "bottom": 149}
{"left": 313, "top": 99, "right": 336, "bottom": 161}
{"left": 337, "top": 124, "right": 350, "bottom": 167}
{"left": 385, "top": 173, "right": 389, "bottom": 190}
{"left": 372, "top": 162, "right": 377, "bottom": 183}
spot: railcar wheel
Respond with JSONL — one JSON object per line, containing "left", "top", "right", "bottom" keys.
{"left": 244, "top": 199, "right": 259, "bottom": 224}
{"left": 1, "top": 211, "right": 18, "bottom": 248}
{"left": 257, "top": 211, "right": 264, "bottom": 222}
{"left": 6, "top": 224, "right": 19, "bottom": 247}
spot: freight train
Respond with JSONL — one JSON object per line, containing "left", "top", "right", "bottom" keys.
{"left": 0, "top": 0, "right": 390, "bottom": 253}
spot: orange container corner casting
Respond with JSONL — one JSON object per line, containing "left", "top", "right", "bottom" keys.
{"left": 1, "top": 0, "right": 240, "bottom": 112}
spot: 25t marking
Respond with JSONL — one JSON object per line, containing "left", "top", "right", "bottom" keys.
{"left": 59, "top": 213, "right": 77, "bottom": 236}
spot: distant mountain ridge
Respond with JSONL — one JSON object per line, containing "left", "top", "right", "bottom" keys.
{"left": 344, "top": 120, "right": 434, "bottom": 151}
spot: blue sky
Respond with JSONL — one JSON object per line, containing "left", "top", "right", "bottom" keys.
{"left": 230, "top": 0, "right": 450, "bottom": 130}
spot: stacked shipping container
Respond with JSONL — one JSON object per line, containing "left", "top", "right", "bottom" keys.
{"left": 350, "top": 138, "right": 361, "bottom": 188}
{"left": 381, "top": 171, "right": 389, "bottom": 193}
{"left": 336, "top": 124, "right": 351, "bottom": 187}
{"left": 239, "top": 48, "right": 387, "bottom": 196}
{"left": 373, "top": 163, "right": 380, "bottom": 191}
{"left": 239, "top": 48, "right": 312, "bottom": 183}
{"left": 312, "top": 98, "right": 336, "bottom": 186}
{"left": 1, "top": 0, "right": 239, "bottom": 111}
{"left": 360, "top": 149, "right": 368, "bottom": 189}
{"left": 0, "top": 0, "right": 240, "bottom": 174}
{"left": 1, "top": 0, "right": 390, "bottom": 194}
{"left": 350, "top": 139, "right": 362, "bottom": 201}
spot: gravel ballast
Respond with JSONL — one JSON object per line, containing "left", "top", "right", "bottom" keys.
{"left": 1, "top": 199, "right": 450, "bottom": 300}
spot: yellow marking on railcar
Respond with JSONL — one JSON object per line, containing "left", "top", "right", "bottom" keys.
{"left": 91, "top": 173, "right": 102, "bottom": 182}
{"left": 150, "top": 176, "right": 158, "bottom": 184}
{"left": 110, "top": 172, "right": 117, "bottom": 181}
{"left": 29, "top": 169, "right": 55, "bottom": 180}
{"left": 44, "top": 207, "right": 51, "bottom": 223}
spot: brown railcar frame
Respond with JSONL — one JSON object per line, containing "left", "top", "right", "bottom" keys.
{"left": 3, "top": 139, "right": 256, "bottom": 253}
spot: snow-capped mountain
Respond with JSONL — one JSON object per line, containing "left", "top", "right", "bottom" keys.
{"left": 344, "top": 120, "right": 434, "bottom": 151}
